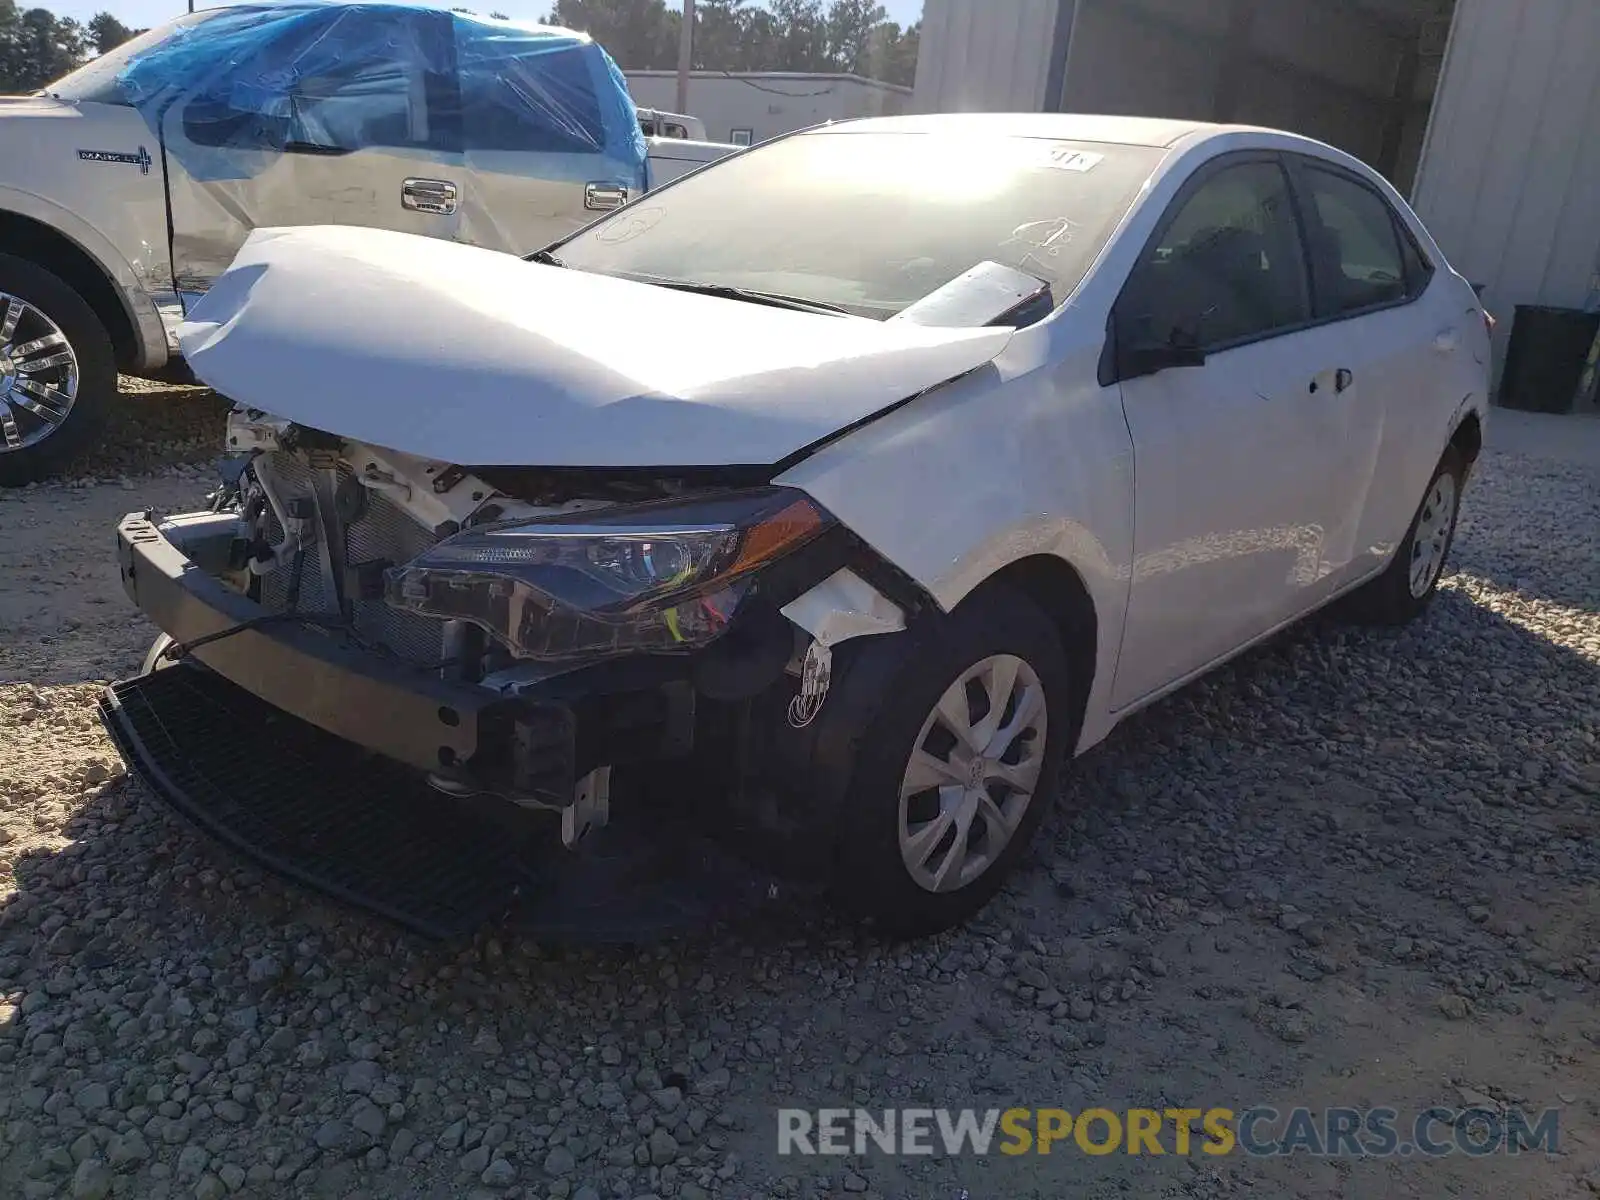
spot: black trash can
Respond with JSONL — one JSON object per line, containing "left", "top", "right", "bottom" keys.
{"left": 1498, "top": 304, "right": 1600, "bottom": 413}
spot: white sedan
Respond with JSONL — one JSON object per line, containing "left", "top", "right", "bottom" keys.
{"left": 108, "top": 113, "right": 1491, "bottom": 938}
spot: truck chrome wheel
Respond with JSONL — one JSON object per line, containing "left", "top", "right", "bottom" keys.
{"left": 897, "top": 653, "right": 1048, "bottom": 894}
{"left": 141, "top": 634, "right": 179, "bottom": 674}
{"left": 0, "top": 292, "right": 79, "bottom": 453}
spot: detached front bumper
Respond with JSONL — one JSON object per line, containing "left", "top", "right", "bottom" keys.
{"left": 116, "top": 510, "right": 696, "bottom": 801}
{"left": 105, "top": 511, "right": 736, "bottom": 939}
{"left": 115, "top": 511, "right": 501, "bottom": 775}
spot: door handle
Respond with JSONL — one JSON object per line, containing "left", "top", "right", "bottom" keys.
{"left": 401, "top": 178, "right": 458, "bottom": 215}
{"left": 1433, "top": 328, "right": 1461, "bottom": 353}
{"left": 584, "top": 181, "right": 630, "bottom": 211}
{"left": 1335, "top": 367, "right": 1354, "bottom": 394}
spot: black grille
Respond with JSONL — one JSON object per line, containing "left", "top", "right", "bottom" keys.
{"left": 99, "top": 666, "right": 535, "bottom": 938}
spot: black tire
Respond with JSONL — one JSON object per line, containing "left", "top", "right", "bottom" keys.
{"left": 831, "top": 583, "right": 1074, "bottom": 938}
{"left": 0, "top": 254, "right": 117, "bottom": 487}
{"left": 1347, "top": 445, "right": 1466, "bottom": 626}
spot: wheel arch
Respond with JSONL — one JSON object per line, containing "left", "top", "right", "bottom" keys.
{"left": 1448, "top": 410, "right": 1482, "bottom": 466}
{"left": 0, "top": 197, "right": 168, "bottom": 373}
{"left": 953, "top": 552, "right": 1098, "bottom": 748}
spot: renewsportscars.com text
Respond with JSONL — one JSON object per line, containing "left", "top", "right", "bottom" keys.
{"left": 777, "top": 1106, "right": 1560, "bottom": 1158}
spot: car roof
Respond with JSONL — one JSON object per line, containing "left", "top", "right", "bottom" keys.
{"left": 809, "top": 112, "right": 1256, "bottom": 149}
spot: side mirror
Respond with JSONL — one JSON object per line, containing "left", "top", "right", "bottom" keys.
{"left": 1118, "top": 340, "right": 1207, "bottom": 380}
{"left": 1098, "top": 291, "right": 1210, "bottom": 386}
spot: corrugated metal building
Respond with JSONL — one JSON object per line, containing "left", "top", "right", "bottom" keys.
{"left": 913, "top": 0, "right": 1600, "bottom": 384}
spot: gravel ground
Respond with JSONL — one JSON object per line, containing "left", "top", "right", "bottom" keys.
{"left": 67, "top": 378, "right": 231, "bottom": 483}
{"left": 2, "top": 404, "right": 1598, "bottom": 1200}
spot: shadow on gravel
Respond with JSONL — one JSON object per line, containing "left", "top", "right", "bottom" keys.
{"left": 1048, "top": 581, "right": 1599, "bottom": 857}
{"left": 33, "top": 379, "right": 233, "bottom": 483}
{"left": 1452, "top": 451, "right": 1600, "bottom": 614}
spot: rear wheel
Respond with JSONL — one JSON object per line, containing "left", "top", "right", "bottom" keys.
{"left": 0, "top": 255, "right": 116, "bottom": 487}
{"left": 831, "top": 584, "right": 1072, "bottom": 937}
{"left": 1348, "top": 446, "right": 1465, "bottom": 625}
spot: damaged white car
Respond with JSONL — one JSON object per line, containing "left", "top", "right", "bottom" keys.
{"left": 104, "top": 114, "right": 1491, "bottom": 938}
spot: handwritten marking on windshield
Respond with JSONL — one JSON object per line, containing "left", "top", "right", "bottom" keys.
{"left": 1004, "top": 216, "right": 1082, "bottom": 283}
{"left": 594, "top": 206, "right": 664, "bottom": 244}
{"left": 1005, "top": 217, "right": 1081, "bottom": 258}
{"left": 1038, "top": 147, "right": 1104, "bottom": 172}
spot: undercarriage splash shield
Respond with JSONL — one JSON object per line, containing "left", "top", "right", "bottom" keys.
{"left": 99, "top": 665, "right": 534, "bottom": 937}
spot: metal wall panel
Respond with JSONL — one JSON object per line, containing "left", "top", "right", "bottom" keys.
{"left": 1413, "top": 0, "right": 1600, "bottom": 371}
{"left": 1058, "top": 0, "right": 1219, "bottom": 120}
{"left": 911, "top": 0, "right": 1062, "bottom": 113}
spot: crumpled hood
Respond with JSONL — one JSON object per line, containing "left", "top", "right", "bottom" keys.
{"left": 179, "top": 226, "right": 1014, "bottom": 467}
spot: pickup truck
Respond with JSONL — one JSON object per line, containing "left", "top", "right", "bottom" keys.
{"left": 636, "top": 106, "right": 709, "bottom": 141}
{"left": 0, "top": 3, "right": 739, "bottom": 484}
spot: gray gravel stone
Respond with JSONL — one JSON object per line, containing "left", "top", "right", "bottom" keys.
{"left": 350, "top": 1100, "right": 386, "bottom": 1139}
{"left": 543, "top": 1145, "right": 576, "bottom": 1176}
{"left": 176, "top": 1145, "right": 209, "bottom": 1183}
{"left": 389, "top": 1128, "right": 416, "bottom": 1162}
{"left": 71, "top": 1159, "right": 112, "bottom": 1200}
{"left": 647, "top": 1128, "right": 679, "bottom": 1165}
{"left": 313, "top": 1120, "right": 350, "bottom": 1152}
{"left": 106, "top": 1130, "right": 151, "bottom": 1167}
{"left": 480, "top": 1157, "right": 516, "bottom": 1186}
{"left": 342, "top": 1061, "right": 382, "bottom": 1095}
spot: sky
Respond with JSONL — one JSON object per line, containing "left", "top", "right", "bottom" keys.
{"left": 50, "top": 0, "right": 926, "bottom": 36}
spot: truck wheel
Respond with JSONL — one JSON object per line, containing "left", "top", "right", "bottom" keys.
{"left": 141, "top": 634, "right": 179, "bottom": 675}
{"left": 0, "top": 254, "right": 116, "bottom": 487}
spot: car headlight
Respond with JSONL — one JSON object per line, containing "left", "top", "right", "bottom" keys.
{"left": 385, "top": 487, "right": 833, "bottom": 662}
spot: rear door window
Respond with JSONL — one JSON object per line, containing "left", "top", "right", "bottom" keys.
{"left": 1295, "top": 163, "right": 1412, "bottom": 316}
{"left": 458, "top": 43, "right": 606, "bottom": 155}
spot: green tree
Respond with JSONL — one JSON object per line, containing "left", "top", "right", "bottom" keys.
{"left": 768, "top": 0, "right": 827, "bottom": 72}
{"left": 87, "top": 11, "right": 142, "bottom": 56}
{"left": 693, "top": 0, "right": 749, "bottom": 70}
{"left": 822, "top": 0, "right": 882, "bottom": 73}
{"left": 545, "top": 0, "right": 678, "bottom": 68}
{"left": 0, "top": 6, "right": 88, "bottom": 93}
{"left": 861, "top": 15, "right": 916, "bottom": 85}
{"left": 541, "top": 0, "right": 919, "bottom": 85}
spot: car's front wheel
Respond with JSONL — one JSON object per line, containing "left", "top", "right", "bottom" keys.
{"left": 0, "top": 255, "right": 117, "bottom": 487}
{"left": 832, "top": 583, "right": 1071, "bottom": 937}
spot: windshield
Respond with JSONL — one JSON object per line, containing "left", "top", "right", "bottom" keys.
{"left": 44, "top": 11, "right": 225, "bottom": 104}
{"left": 556, "top": 130, "right": 1164, "bottom": 321}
